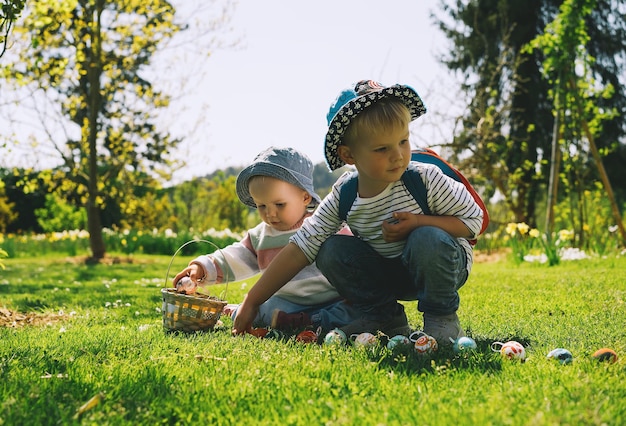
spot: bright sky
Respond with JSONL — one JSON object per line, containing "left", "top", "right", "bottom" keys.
{"left": 167, "top": 0, "right": 463, "bottom": 183}
{"left": 1, "top": 0, "right": 465, "bottom": 184}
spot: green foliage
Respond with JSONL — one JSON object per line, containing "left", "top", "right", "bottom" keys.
{"left": 35, "top": 193, "right": 87, "bottom": 233}
{"left": 0, "top": 228, "right": 242, "bottom": 258}
{"left": 1, "top": 255, "right": 625, "bottom": 424}
{"left": 206, "top": 174, "right": 248, "bottom": 232}
{"left": 0, "top": 0, "right": 25, "bottom": 56}
{"left": 0, "top": 180, "right": 17, "bottom": 233}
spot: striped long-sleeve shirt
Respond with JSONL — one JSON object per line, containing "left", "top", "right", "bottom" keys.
{"left": 190, "top": 216, "right": 340, "bottom": 305}
{"left": 290, "top": 162, "right": 484, "bottom": 272}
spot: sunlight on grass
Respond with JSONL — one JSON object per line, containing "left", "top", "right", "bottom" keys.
{"left": 1, "top": 254, "right": 625, "bottom": 424}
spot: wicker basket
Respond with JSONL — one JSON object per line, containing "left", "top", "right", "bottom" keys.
{"left": 161, "top": 240, "right": 228, "bottom": 332}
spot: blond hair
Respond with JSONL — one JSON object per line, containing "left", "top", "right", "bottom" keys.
{"left": 343, "top": 98, "right": 411, "bottom": 146}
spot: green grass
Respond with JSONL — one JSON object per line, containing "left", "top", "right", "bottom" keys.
{"left": 1, "top": 253, "right": 625, "bottom": 425}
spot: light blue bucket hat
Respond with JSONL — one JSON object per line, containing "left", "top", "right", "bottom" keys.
{"left": 324, "top": 80, "right": 427, "bottom": 170}
{"left": 236, "top": 147, "right": 322, "bottom": 209}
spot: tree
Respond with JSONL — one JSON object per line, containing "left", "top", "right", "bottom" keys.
{"left": 1, "top": 0, "right": 190, "bottom": 261}
{"left": 526, "top": 0, "right": 626, "bottom": 245}
{"left": 35, "top": 193, "right": 87, "bottom": 232}
{"left": 0, "top": 0, "right": 25, "bottom": 57}
{"left": 435, "top": 0, "right": 626, "bottom": 226}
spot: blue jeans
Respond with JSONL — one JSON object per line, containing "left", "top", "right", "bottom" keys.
{"left": 316, "top": 226, "right": 469, "bottom": 320}
{"left": 232, "top": 296, "right": 361, "bottom": 331}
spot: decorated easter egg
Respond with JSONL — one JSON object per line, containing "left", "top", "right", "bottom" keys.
{"left": 175, "top": 276, "right": 197, "bottom": 294}
{"left": 492, "top": 340, "right": 526, "bottom": 361}
{"left": 264, "top": 328, "right": 285, "bottom": 341}
{"left": 296, "top": 330, "right": 318, "bottom": 344}
{"left": 592, "top": 348, "right": 618, "bottom": 363}
{"left": 387, "top": 335, "right": 411, "bottom": 351}
{"left": 453, "top": 336, "right": 477, "bottom": 353}
{"left": 352, "top": 332, "right": 378, "bottom": 348}
{"left": 547, "top": 348, "right": 573, "bottom": 365}
{"left": 410, "top": 331, "right": 438, "bottom": 354}
{"left": 324, "top": 328, "right": 347, "bottom": 346}
{"left": 247, "top": 327, "right": 268, "bottom": 338}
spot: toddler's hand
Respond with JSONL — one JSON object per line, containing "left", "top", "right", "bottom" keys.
{"left": 172, "top": 264, "right": 205, "bottom": 289}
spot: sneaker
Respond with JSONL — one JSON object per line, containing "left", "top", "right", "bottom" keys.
{"left": 423, "top": 312, "right": 465, "bottom": 344}
{"left": 271, "top": 310, "right": 312, "bottom": 331}
{"left": 339, "top": 305, "right": 411, "bottom": 337}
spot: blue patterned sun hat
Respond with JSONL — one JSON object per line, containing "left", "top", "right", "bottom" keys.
{"left": 236, "top": 146, "right": 322, "bottom": 209}
{"left": 324, "top": 80, "right": 427, "bottom": 170}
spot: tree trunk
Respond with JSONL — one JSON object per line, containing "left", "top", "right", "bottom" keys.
{"left": 86, "top": 0, "right": 106, "bottom": 261}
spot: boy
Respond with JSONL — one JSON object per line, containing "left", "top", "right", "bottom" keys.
{"left": 233, "top": 81, "right": 484, "bottom": 343}
{"left": 173, "top": 146, "right": 359, "bottom": 331}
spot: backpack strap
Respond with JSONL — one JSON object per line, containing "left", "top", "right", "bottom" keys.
{"left": 338, "top": 169, "right": 431, "bottom": 221}
{"left": 338, "top": 173, "right": 359, "bottom": 222}
{"left": 401, "top": 168, "right": 430, "bottom": 215}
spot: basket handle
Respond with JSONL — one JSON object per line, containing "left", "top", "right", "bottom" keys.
{"left": 165, "top": 239, "right": 229, "bottom": 301}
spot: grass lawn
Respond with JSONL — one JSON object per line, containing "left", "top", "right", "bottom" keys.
{"left": 1, "top": 253, "right": 625, "bottom": 425}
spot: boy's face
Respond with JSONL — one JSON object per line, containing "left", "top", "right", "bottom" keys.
{"left": 338, "top": 124, "right": 411, "bottom": 197}
{"left": 248, "top": 176, "right": 312, "bottom": 231}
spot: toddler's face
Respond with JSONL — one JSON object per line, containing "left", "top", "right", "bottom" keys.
{"left": 248, "top": 176, "right": 311, "bottom": 231}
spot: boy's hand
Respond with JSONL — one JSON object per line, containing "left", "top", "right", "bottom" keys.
{"left": 231, "top": 296, "right": 259, "bottom": 335}
{"left": 382, "top": 212, "right": 418, "bottom": 242}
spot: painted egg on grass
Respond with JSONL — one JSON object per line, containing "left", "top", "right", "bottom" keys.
{"left": 296, "top": 330, "right": 318, "bottom": 344}
{"left": 351, "top": 332, "right": 378, "bottom": 348}
{"left": 492, "top": 340, "right": 526, "bottom": 361}
{"left": 387, "top": 335, "right": 412, "bottom": 351}
{"left": 453, "top": 336, "right": 478, "bottom": 353}
{"left": 247, "top": 328, "right": 268, "bottom": 338}
{"left": 547, "top": 348, "right": 573, "bottom": 365}
{"left": 410, "top": 331, "right": 438, "bottom": 355}
{"left": 264, "top": 329, "right": 285, "bottom": 341}
{"left": 323, "top": 328, "right": 347, "bottom": 346}
{"left": 592, "top": 348, "right": 618, "bottom": 363}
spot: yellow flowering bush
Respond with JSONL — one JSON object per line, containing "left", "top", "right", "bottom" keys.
{"left": 505, "top": 222, "right": 561, "bottom": 266}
